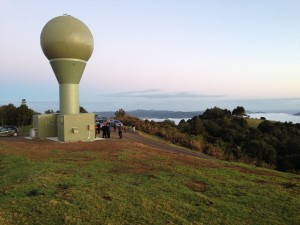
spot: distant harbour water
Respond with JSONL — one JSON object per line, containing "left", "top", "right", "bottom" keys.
{"left": 144, "top": 113, "right": 300, "bottom": 125}
{"left": 248, "top": 113, "right": 300, "bottom": 124}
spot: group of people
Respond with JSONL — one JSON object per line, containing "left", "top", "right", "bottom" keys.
{"left": 102, "top": 122, "right": 111, "bottom": 138}
{"left": 95, "top": 122, "right": 124, "bottom": 139}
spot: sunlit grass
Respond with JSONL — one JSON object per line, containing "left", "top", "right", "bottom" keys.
{"left": 245, "top": 118, "right": 263, "bottom": 128}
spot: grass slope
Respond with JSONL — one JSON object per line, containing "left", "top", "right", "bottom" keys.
{"left": 0, "top": 139, "right": 299, "bottom": 225}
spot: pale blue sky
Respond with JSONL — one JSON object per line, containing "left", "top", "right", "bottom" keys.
{"left": 0, "top": 0, "right": 299, "bottom": 113}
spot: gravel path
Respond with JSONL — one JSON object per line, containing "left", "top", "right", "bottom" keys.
{"left": 123, "top": 130, "right": 211, "bottom": 159}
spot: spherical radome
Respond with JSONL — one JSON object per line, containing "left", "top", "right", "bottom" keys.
{"left": 40, "top": 15, "right": 94, "bottom": 61}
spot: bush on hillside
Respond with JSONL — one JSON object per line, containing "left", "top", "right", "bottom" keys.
{"left": 116, "top": 107, "right": 300, "bottom": 173}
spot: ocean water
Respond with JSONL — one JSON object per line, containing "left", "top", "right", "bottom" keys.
{"left": 144, "top": 113, "right": 300, "bottom": 125}
{"left": 248, "top": 113, "right": 300, "bottom": 124}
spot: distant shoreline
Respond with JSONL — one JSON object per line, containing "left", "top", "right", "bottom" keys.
{"left": 139, "top": 112, "right": 300, "bottom": 125}
{"left": 0, "top": 100, "right": 299, "bottom": 123}
{"left": 247, "top": 112, "right": 300, "bottom": 124}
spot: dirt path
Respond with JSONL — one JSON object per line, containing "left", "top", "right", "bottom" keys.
{"left": 0, "top": 129, "right": 210, "bottom": 159}
{"left": 122, "top": 130, "right": 211, "bottom": 159}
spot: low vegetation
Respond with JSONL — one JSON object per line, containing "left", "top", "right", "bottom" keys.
{"left": 0, "top": 140, "right": 299, "bottom": 224}
{"left": 117, "top": 107, "right": 300, "bottom": 173}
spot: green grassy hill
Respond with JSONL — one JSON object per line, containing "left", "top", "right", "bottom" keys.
{"left": 0, "top": 138, "right": 299, "bottom": 225}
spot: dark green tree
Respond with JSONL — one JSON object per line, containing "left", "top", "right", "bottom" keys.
{"left": 80, "top": 106, "right": 88, "bottom": 113}
{"left": 258, "top": 120, "right": 275, "bottom": 133}
{"left": 232, "top": 106, "right": 246, "bottom": 117}
{"left": 190, "top": 116, "right": 204, "bottom": 135}
{"left": 202, "top": 107, "right": 231, "bottom": 119}
{"left": 242, "top": 139, "right": 276, "bottom": 164}
{"left": 115, "top": 108, "right": 126, "bottom": 118}
{"left": 278, "top": 154, "right": 300, "bottom": 172}
{"left": 16, "top": 104, "right": 34, "bottom": 127}
{"left": 0, "top": 104, "right": 17, "bottom": 125}
{"left": 45, "top": 109, "right": 55, "bottom": 114}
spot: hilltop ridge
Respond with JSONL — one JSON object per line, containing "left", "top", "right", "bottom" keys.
{"left": 94, "top": 109, "right": 203, "bottom": 119}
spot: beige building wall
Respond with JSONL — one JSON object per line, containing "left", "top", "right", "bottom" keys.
{"left": 33, "top": 114, "right": 58, "bottom": 138}
{"left": 57, "top": 113, "right": 95, "bottom": 142}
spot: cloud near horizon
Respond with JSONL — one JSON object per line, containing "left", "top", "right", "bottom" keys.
{"left": 105, "top": 90, "right": 226, "bottom": 99}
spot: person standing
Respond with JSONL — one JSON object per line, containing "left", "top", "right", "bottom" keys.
{"left": 118, "top": 124, "right": 123, "bottom": 139}
{"left": 96, "top": 123, "right": 101, "bottom": 137}
{"left": 102, "top": 122, "right": 107, "bottom": 138}
{"left": 95, "top": 123, "right": 97, "bottom": 138}
{"left": 107, "top": 123, "right": 111, "bottom": 138}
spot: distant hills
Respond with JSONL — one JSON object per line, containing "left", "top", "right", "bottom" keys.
{"left": 94, "top": 109, "right": 300, "bottom": 119}
{"left": 94, "top": 110, "right": 203, "bottom": 119}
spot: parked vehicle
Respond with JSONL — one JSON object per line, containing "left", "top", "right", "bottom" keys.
{"left": 0, "top": 126, "right": 19, "bottom": 137}
{"left": 110, "top": 120, "right": 123, "bottom": 127}
{"left": 95, "top": 117, "right": 109, "bottom": 128}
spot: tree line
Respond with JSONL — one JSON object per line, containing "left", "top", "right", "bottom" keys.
{"left": 0, "top": 101, "right": 89, "bottom": 127}
{"left": 115, "top": 107, "right": 300, "bottom": 173}
{"left": 0, "top": 100, "right": 36, "bottom": 127}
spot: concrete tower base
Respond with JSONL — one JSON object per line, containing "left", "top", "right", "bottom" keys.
{"left": 32, "top": 113, "right": 95, "bottom": 142}
{"left": 57, "top": 113, "right": 95, "bottom": 142}
{"left": 33, "top": 114, "right": 58, "bottom": 138}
